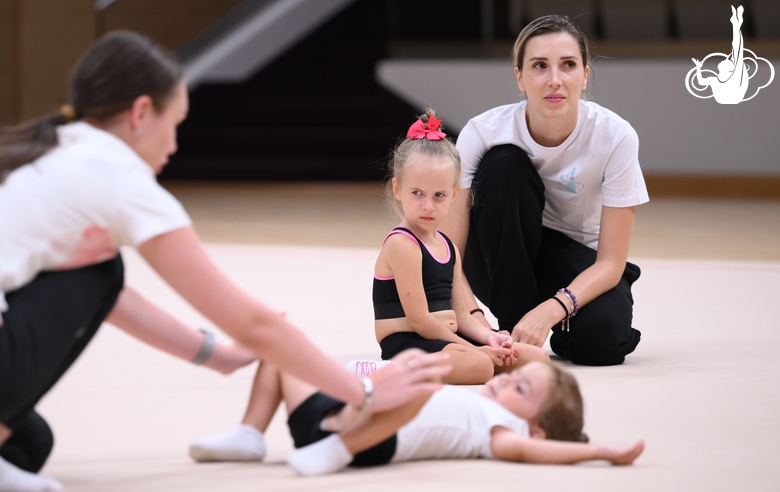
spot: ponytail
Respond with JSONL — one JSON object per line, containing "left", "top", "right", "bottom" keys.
{"left": 0, "top": 30, "right": 182, "bottom": 183}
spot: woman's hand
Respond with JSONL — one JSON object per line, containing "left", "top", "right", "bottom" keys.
{"left": 367, "top": 349, "right": 452, "bottom": 413}
{"left": 511, "top": 299, "right": 564, "bottom": 347}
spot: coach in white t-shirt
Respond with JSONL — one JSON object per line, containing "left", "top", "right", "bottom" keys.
{"left": 442, "top": 16, "right": 648, "bottom": 366}
{"left": 0, "top": 31, "right": 446, "bottom": 491}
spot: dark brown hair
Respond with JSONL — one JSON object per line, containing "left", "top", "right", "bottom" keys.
{"left": 513, "top": 15, "right": 592, "bottom": 70}
{"left": 386, "top": 109, "right": 462, "bottom": 218}
{"left": 0, "top": 30, "right": 182, "bottom": 181}
{"left": 536, "top": 361, "right": 588, "bottom": 442}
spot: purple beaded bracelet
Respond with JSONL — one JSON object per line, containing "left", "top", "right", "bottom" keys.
{"left": 558, "top": 288, "right": 579, "bottom": 317}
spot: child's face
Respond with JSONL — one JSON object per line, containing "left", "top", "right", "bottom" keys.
{"left": 392, "top": 155, "right": 459, "bottom": 233}
{"left": 480, "top": 361, "right": 552, "bottom": 424}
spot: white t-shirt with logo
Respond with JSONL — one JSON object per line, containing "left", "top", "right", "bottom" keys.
{"left": 0, "top": 122, "right": 191, "bottom": 312}
{"left": 456, "top": 100, "right": 649, "bottom": 249}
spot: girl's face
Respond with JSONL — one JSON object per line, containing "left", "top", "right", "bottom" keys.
{"left": 392, "top": 155, "right": 459, "bottom": 233}
{"left": 480, "top": 361, "right": 552, "bottom": 424}
{"left": 133, "top": 81, "right": 189, "bottom": 174}
{"left": 514, "top": 32, "right": 589, "bottom": 121}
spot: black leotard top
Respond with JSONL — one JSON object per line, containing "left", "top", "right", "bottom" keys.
{"left": 373, "top": 227, "right": 455, "bottom": 320}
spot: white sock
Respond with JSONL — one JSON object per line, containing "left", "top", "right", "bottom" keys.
{"left": 344, "top": 359, "right": 391, "bottom": 378}
{"left": 188, "top": 424, "right": 266, "bottom": 462}
{"left": 0, "top": 457, "right": 62, "bottom": 491}
{"left": 286, "top": 434, "right": 353, "bottom": 476}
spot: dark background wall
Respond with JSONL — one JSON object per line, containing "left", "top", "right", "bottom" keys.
{"left": 2, "top": 0, "right": 778, "bottom": 189}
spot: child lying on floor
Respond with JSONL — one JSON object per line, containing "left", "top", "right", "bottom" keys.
{"left": 189, "top": 354, "right": 644, "bottom": 475}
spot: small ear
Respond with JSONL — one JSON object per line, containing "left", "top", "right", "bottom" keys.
{"left": 129, "top": 95, "right": 154, "bottom": 133}
{"left": 514, "top": 66, "right": 525, "bottom": 93}
{"left": 528, "top": 424, "right": 546, "bottom": 440}
{"left": 582, "top": 65, "right": 590, "bottom": 92}
{"left": 392, "top": 177, "right": 400, "bottom": 199}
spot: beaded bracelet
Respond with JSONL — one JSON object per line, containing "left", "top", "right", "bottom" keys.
{"left": 469, "top": 308, "right": 485, "bottom": 316}
{"left": 558, "top": 288, "right": 579, "bottom": 317}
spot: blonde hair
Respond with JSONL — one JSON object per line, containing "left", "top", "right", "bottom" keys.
{"left": 536, "top": 361, "right": 588, "bottom": 442}
{"left": 385, "top": 109, "right": 461, "bottom": 219}
{"left": 512, "top": 15, "right": 592, "bottom": 70}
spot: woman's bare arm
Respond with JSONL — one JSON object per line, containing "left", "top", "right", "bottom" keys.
{"left": 106, "top": 285, "right": 256, "bottom": 374}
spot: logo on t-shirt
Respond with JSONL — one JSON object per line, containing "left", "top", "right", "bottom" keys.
{"left": 684, "top": 5, "right": 774, "bottom": 104}
{"left": 552, "top": 168, "right": 584, "bottom": 201}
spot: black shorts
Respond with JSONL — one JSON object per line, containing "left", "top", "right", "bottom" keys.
{"left": 287, "top": 392, "right": 396, "bottom": 467}
{"left": 379, "top": 331, "right": 484, "bottom": 360}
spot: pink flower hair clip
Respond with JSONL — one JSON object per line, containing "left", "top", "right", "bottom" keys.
{"left": 406, "top": 114, "right": 446, "bottom": 141}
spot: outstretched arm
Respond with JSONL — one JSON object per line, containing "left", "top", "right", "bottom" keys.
{"left": 106, "top": 285, "right": 256, "bottom": 374}
{"left": 491, "top": 427, "right": 644, "bottom": 465}
{"left": 139, "top": 227, "right": 450, "bottom": 412}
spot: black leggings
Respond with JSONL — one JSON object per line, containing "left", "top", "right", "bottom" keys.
{"left": 464, "top": 144, "right": 641, "bottom": 366}
{"left": 0, "top": 255, "right": 124, "bottom": 469}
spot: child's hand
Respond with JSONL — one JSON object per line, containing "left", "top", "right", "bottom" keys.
{"left": 477, "top": 345, "right": 514, "bottom": 366}
{"left": 598, "top": 440, "right": 645, "bottom": 465}
{"left": 485, "top": 333, "right": 519, "bottom": 366}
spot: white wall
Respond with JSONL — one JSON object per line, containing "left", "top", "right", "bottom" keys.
{"left": 377, "top": 58, "right": 780, "bottom": 176}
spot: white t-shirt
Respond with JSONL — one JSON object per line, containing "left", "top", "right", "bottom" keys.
{"left": 456, "top": 100, "right": 649, "bottom": 249}
{"left": 0, "top": 121, "right": 191, "bottom": 312}
{"left": 392, "top": 385, "right": 529, "bottom": 462}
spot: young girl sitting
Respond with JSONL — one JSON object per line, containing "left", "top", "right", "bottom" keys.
{"left": 372, "top": 110, "right": 548, "bottom": 385}
{"left": 191, "top": 352, "right": 644, "bottom": 473}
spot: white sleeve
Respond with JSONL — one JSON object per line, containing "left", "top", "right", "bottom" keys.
{"left": 601, "top": 127, "right": 650, "bottom": 208}
{"left": 112, "top": 171, "right": 192, "bottom": 247}
{"left": 455, "top": 119, "right": 489, "bottom": 190}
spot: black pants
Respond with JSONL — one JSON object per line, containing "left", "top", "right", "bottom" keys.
{"left": 464, "top": 144, "right": 641, "bottom": 366}
{"left": 0, "top": 255, "right": 124, "bottom": 470}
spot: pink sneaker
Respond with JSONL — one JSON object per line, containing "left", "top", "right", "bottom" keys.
{"left": 344, "top": 359, "right": 390, "bottom": 378}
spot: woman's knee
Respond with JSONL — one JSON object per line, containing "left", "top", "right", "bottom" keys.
{"left": 476, "top": 145, "right": 541, "bottom": 193}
